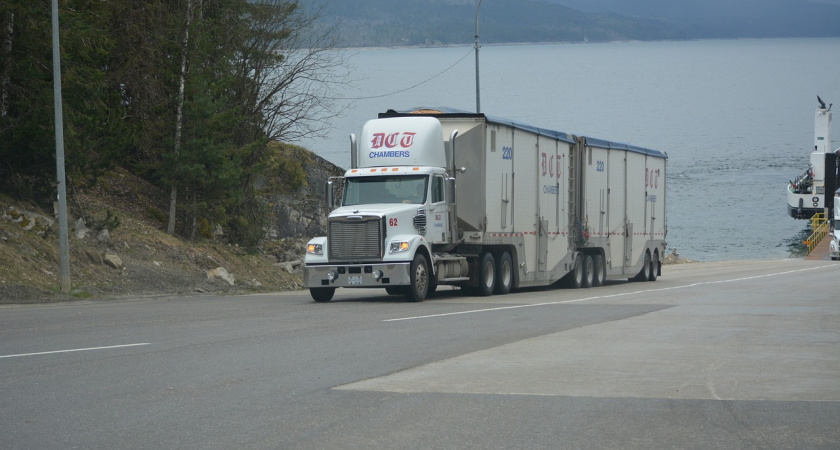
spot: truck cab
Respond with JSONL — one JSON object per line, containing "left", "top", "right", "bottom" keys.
{"left": 303, "top": 117, "right": 456, "bottom": 302}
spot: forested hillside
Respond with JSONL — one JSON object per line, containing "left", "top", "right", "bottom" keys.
{"left": 0, "top": 0, "right": 345, "bottom": 246}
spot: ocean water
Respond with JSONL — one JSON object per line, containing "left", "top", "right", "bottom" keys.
{"left": 302, "top": 38, "right": 840, "bottom": 262}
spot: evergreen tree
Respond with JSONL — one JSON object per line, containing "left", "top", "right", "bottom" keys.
{"left": 0, "top": 0, "right": 345, "bottom": 246}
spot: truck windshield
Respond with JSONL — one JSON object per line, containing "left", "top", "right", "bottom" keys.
{"left": 343, "top": 175, "right": 427, "bottom": 206}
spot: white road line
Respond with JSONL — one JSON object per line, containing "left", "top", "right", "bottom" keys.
{"left": 385, "top": 264, "right": 837, "bottom": 322}
{"left": 0, "top": 343, "right": 151, "bottom": 359}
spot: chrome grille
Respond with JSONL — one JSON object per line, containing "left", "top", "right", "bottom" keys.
{"left": 413, "top": 208, "right": 426, "bottom": 235}
{"left": 329, "top": 216, "right": 383, "bottom": 261}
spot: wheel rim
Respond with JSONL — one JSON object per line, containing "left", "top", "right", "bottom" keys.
{"left": 650, "top": 252, "right": 659, "bottom": 280}
{"left": 484, "top": 260, "right": 494, "bottom": 288}
{"left": 415, "top": 263, "right": 427, "bottom": 294}
{"left": 599, "top": 258, "right": 605, "bottom": 284}
{"left": 501, "top": 260, "right": 511, "bottom": 287}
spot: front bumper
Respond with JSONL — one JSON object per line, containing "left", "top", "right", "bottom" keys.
{"left": 304, "top": 262, "right": 412, "bottom": 288}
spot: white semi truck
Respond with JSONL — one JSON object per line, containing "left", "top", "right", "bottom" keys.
{"left": 303, "top": 108, "right": 667, "bottom": 302}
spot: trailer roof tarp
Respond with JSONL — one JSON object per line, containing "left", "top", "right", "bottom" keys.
{"left": 383, "top": 106, "right": 575, "bottom": 144}
{"left": 582, "top": 136, "right": 668, "bottom": 159}
{"left": 383, "top": 107, "right": 666, "bottom": 158}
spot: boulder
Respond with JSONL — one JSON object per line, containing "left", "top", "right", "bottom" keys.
{"left": 283, "top": 260, "right": 302, "bottom": 274}
{"left": 103, "top": 253, "right": 123, "bottom": 269}
{"left": 97, "top": 229, "right": 111, "bottom": 244}
{"left": 207, "top": 266, "right": 235, "bottom": 285}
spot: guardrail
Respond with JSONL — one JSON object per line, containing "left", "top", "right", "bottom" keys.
{"left": 803, "top": 213, "right": 829, "bottom": 255}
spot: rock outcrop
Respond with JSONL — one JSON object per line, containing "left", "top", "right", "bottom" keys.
{"left": 264, "top": 150, "right": 344, "bottom": 239}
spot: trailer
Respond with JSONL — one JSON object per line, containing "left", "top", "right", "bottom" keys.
{"left": 303, "top": 107, "right": 667, "bottom": 302}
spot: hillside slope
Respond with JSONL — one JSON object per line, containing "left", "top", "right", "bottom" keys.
{"left": 0, "top": 148, "right": 344, "bottom": 304}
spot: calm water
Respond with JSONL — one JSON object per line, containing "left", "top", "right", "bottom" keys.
{"left": 302, "top": 38, "right": 840, "bottom": 262}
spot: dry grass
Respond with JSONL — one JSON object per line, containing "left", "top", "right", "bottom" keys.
{"left": 0, "top": 169, "right": 304, "bottom": 304}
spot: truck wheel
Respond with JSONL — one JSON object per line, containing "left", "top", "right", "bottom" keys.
{"left": 566, "top": 253, "right": 584, "bottom": 289}
{"left": 405, "top": 254, "right": 429, "bottom": 302}
{"left": 494, "top": 252, "right": 513, "bottom": 295}
{"left": 648, "top": 251, "right": 659, "bottom": 282}
{"left": 592, "top": 254, "right": 606, "bottom": 287}
{"left": 581, "top": 254, "right": 594, "bottom": 288}
{"left": 477, "top": 252, "right": 496, "bottom": 296}
{"left": 632, "top": 251, "right": 651, "bottom": 282}
{"left": 310, "top": 287, "right": 335, "bottom": 302}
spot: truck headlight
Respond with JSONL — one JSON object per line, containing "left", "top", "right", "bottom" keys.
{"left": 389, "top": 241, "right": 410, "bottom": 253}
{"left": 307, "top": 243, "right": 323, "bottom": 255}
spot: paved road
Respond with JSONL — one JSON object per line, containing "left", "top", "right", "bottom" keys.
{"left": 1, "top": 260, "right": 838, "bottom": 449}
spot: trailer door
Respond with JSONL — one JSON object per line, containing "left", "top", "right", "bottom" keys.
{"left": 608, "top": 147, "right": 627, "bottom": 272}
{"left": 584, "top": 145, "right": 610, "bottom": 238}
{"left": 539, "top": 139, "right": 570, "bottom": 277}
{"left": 538, "top": 137, "right": 562, "bottom": 272}
{"left": 486, "top": 124, "right": 513, "bottom": 232}
{"left": 513, "top": 129, "right": 540, "bottom": 275}
{"left": 646, "top": 156, "right": 666, "bottom": 241}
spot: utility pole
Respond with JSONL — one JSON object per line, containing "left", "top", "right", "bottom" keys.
{"left": 474, "top": 0, "right": 483, "bottom": 113}
{"left": 51, "top": 0, "right": 71, "bottom": 293}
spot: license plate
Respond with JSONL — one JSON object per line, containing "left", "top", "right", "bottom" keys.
{"left": 348, "top": 276, "right": 363, "bottom": 285}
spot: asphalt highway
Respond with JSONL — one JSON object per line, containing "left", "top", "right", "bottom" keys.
{"left": 1, "top": 259, "right": 838, "bottom": 449}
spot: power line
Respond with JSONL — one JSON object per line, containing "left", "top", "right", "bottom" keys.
{"left": 335, "top": 48, "right": 474, "bottom": 101}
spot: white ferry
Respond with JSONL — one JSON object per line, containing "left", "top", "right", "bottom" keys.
{"left": 786, "top": 97, "right": 838, "bottom": 219}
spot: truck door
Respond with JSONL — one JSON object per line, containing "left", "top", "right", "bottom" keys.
{"left": 430, "top": 175, "right": 448, "bottom": 243}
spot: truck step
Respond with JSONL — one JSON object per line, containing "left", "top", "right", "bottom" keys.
{"left": 436, "top": 276, "right": 471, "bottom": 283}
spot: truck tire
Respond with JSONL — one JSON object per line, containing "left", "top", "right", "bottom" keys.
{"left": 648, "top": 251, "right": 659, "bottom": 282}
{"left": 592, "top": 254, "right": 606, "bottom": 287}
{"left": 477, "top": 252, "right": 496, "bottom": 296}
{"left": 632, "top": 251, "right": 651, "bottom": 282}
{"left": 494, "top": 252, "right": 513, "bottom": 295}
{"left": 310, "top": 287, "right": 335, "bottom": 302}
{"left": 581, "top": 254, "right": 594, "bottom": 288}
{"left": 566, "top": 253, "right": 584, "bottom": 289}
{"left": 405, "top": 253, "right": 429, "bottom": 302}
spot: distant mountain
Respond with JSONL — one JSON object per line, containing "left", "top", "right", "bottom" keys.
{"left": 541, "top": 0, "right": 840, "bottom": 38}
{"left": 316, "top": 0, "right": 840, "bottom": 48}
{"left": 317, "top": 0, "right": 686, "bottom": 47}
